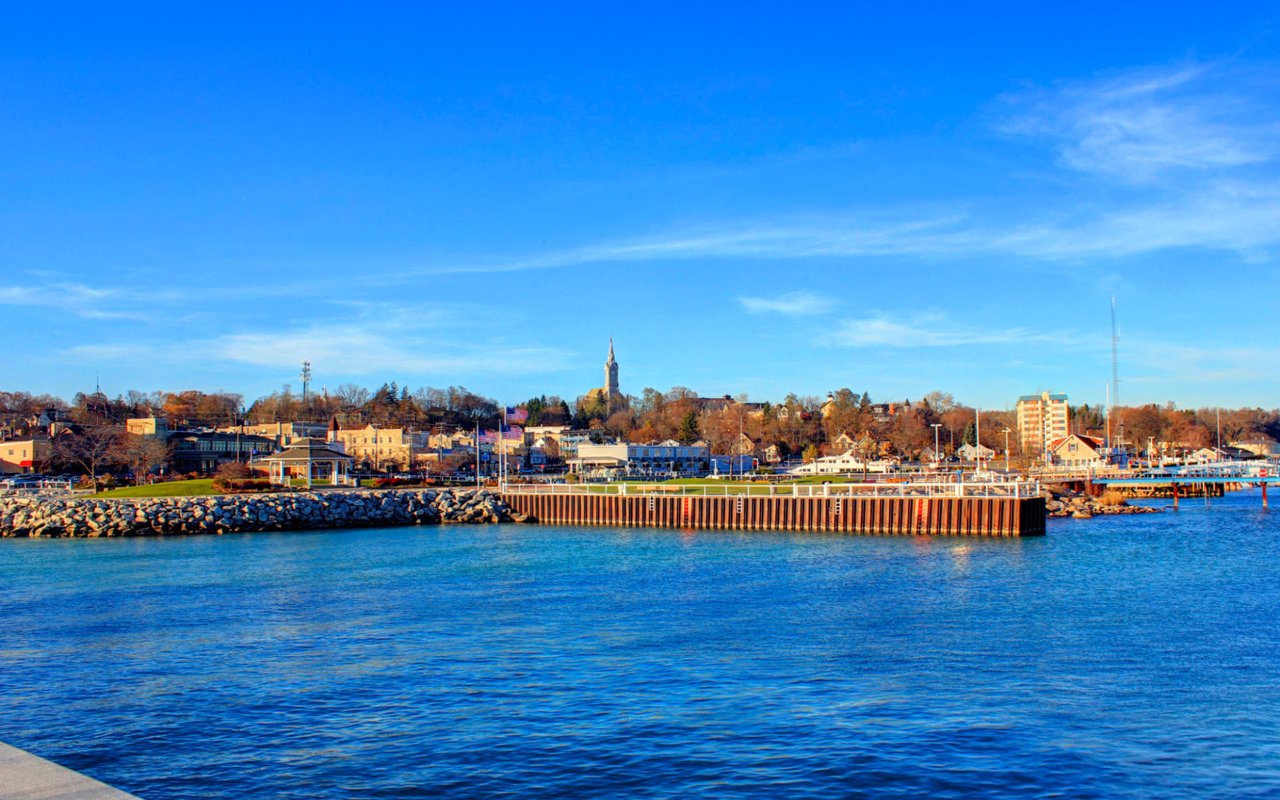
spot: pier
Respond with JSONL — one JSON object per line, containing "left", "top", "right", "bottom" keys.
{"left": 501, "top": 481, "right": 1046, "bottom": 537}
{"left": 0, "top": 741, "right": 140, "bottom": 799}
{"left": 1089, "top": 460, "right": 1278, "bottom": 508}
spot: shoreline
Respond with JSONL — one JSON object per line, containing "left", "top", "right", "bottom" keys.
{"left": 0, "top": 488, "right": 516, "bottom": 538}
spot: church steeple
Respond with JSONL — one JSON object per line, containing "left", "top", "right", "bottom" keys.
{"left": 605, "top": 339, "right": 620, "bottom": 406}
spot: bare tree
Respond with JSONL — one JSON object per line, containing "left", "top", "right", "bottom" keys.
{"left": 115, "top": 434, "right": 172, "bottom": 485}
{"left": 52, "top": 425, "right": 124, "bottom": 491}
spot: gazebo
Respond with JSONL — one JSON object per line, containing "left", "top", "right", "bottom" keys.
{"left": 259, "top": 438, "right": 355, "bottom": 488}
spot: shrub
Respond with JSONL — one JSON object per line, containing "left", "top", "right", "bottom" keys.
{"left": 215, "top": 462, "right": 253, "bottom": 481}
{"left": 1099, "top": 490, "right": 1128, "bottom": 507}
{"left": 213, "top": 477, "right": 274, "bottom": 494}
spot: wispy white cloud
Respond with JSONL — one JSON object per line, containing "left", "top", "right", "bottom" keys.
{"left": 396, "top": 62, "right": 1280, "bottom": 276}
{"left": 998, "top": 63, "right": 1279, "bottom": 183}
{"left": 739, "top": 291, "right": 836, "bottom": 316}
{"left": 0, "top": 281, "right": 176, "bottom": 320}
{"left": 424, "top": 181, "right": 1280, "bottom": 271}
{"left": 206, "top": 324, "right": 572, "bottom": 375}
{"left": 823, "top": 312, "right": 1064, "bottom": 348}
{"left": 1122, "top": 340, "right": 1280, "bottom": 388}
{"left": 66, "top": 303, "right": 576, "bottom": 378}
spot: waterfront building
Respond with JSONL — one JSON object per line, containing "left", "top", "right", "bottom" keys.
{"left": 126, "top": 416, "right": 169, "bottom": 437}
{"left": 523, "top": 425, "right": 570, "bottom": 443}
{"left": 330, "top": 424, "right": 431, "bottom": 472}
{"left": 1231, "top": 440, "right": 1280, "bottom": 457}
{"left": 730, "top": 432, "right": 756, "bottom": 456}
{"left": 126, "top": 416, "right": 276, "bottom": 473}
{"left": 956, "top": 442, "right": 996, "bottom": 462}
{"left": 1048, "top": 434, "right": 1105, "bottom": 468}
{"left": 215, "top": 421, "right": 328, "bottom": 449}
{"left": 1190, "top": 445, "right": 1256, "bottom": 462}
{"left": 571, "top": 440, "right": 709, "bottom": 478}
{"left": 556, "top": 430, "right": 602, "bottom": 458}
{"left": 1016, "top": 392, "right": 1069, "bottom": 458}
{"left": 168, "top": 431, "right": 275, "bottom": 474}
{"left": 0, "top": 438, "right": 51, "bottom": 474}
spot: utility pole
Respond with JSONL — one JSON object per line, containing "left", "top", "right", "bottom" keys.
{"left": 1105, "top": 383, "right": 1111, "bottom": 458}
{"left": 975, "top": 408, "right": 982, "bottom": 472}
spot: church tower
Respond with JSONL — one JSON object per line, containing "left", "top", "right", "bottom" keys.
{"left": 605, "top": 339, "right": 620, "bottom": 408}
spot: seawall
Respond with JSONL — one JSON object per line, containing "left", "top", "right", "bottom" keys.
{"left": 501, "top": 492, "right": 1046, "bottom": 537}
{"left": 0, "top": 488, "right": 511, "bottom": 538}
{"left": 1, "top": 487, "right": 1049, "bottom": 539}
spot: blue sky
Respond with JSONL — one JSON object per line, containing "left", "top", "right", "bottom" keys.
{"left": 3, "top": 3, "right": 1279, "bottom": 410}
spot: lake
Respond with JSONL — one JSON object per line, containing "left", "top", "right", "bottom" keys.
{"left": 1, "top": 490, "right": 1277, "bottom": 798}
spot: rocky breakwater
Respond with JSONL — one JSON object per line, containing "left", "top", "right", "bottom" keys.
{"left": 0, "top": 489, "right": 522, "bottom": 538}
{"left": 1044, "top": 486, "right": 1162, "bottom": 520}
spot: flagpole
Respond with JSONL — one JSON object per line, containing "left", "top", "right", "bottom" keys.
{"left": 501, "top": 405, "right": 507, "bottom": 491}
{"left": 475, "top": 420, "right": 480, "bottom": 489}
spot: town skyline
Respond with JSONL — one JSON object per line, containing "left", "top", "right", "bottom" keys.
{"left": 5, "top": 326, "right": 1279, "bottom": 415}
{"left": 4, "top": 5, "right": 1279, "bottom": 408}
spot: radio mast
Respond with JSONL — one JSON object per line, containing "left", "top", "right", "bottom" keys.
{"left": 1110, "top": 297, "right": 1120, "bottom": 409}
{"left": 1110, "top": 297, "right": 1123, "bottom": 448}
{"left": 300, "top": 361, "right": 312, "bottom": 407}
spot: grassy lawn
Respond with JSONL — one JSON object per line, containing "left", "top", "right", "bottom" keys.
{"left": 93, "top": 479, "right": 219, "bottom": 498}
{"left": 574, "top": 479, "right": 792, "bottom": 495}
{"left": 566, "top": 475, "right": 904, "bottom": 495}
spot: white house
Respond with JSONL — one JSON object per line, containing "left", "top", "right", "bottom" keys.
{"left": 956, "top": 443, "right": 995, "bottom": 462}
{"left": 1048, "top": 434, "right": 1105, "bottom": 468}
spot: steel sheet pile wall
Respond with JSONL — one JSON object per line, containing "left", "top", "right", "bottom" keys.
{"left": 502, "top": 493, "right": 1045, "bottom": 537}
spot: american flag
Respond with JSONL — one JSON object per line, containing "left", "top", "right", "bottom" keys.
{"left": 478, "top": 430, "right": 498, "bottom": 444}
{"left": 506, "top": 406, "right": 529, "bottom": 424}
{"left": 502, "top": 424, "right": 523, "bottom": 440}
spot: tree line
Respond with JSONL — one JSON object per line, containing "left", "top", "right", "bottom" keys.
{"left": 3, "top": 386, "right": 1278, "bottom": 464}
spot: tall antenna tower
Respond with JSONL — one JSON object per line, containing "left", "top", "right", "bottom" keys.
{"left": 1110, "top": 297, "right": 1124, "bottom": 447}
{"left": 300, "top": 361, "right": 312, "bottom": 406}
{"left": 1110, "top": 297, "right": 1120, "bottom": 409}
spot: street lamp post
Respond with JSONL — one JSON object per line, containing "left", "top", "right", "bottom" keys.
{"left": 931, "top": 423, "right": 942, "bottom": 466}
{"left": 975, "top": 409, "right": 982, "bottom": 472}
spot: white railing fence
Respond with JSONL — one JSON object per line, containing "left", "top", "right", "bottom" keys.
{"left": 501, "top": 480, "right": 1042, "bottom": 499}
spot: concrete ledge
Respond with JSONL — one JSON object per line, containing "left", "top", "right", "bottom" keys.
{"left": 0, "top": 741, "right": 140, "bottom": 799}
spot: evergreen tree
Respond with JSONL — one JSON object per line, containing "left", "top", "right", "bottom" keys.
{"left": 676, "top": 411, "right": 700, "bottom": 444}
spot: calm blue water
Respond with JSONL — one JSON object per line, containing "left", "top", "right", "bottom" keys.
{"left": 2, "top": 491, "right": 1278, "bottom": 799}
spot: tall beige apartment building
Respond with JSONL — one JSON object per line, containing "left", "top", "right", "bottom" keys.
{"left": 1016, "top": 392, "right": 1069, "bottom": 457}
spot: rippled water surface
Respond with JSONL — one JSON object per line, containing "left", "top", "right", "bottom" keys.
{"left": 2, "top": 491, "right": 1279, "bottom": 798}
